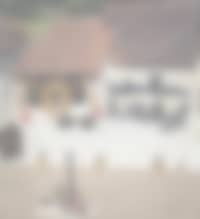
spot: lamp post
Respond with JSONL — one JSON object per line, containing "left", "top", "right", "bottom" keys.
{"left": 58, "top": 150, "right": 86, "bottom": 219}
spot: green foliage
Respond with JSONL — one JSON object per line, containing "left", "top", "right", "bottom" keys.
{"left": 64, "top": 0, "right": 105, "bottom": 13}
{"left": 0, "top": 0, "right": 106, "bottom": 18}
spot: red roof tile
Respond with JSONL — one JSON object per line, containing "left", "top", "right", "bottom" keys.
{"left": 17, "top": 17, "right": 110, "bottom": 76}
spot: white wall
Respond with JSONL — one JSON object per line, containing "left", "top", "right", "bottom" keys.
{"left": 0, "top": 74, "right": 13, "bottom": 127}
{"left": 18, "top": 64, "right": 200, "bottom": 170}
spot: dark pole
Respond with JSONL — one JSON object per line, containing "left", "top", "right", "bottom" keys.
{"left": 60, "top": 150, "right": 86, "bottom": 216}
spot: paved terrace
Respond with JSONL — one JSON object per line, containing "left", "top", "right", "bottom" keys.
{"left": 0, "top": 164, "right": 200, "bottom": 219}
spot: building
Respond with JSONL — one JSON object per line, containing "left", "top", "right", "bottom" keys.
{"left": 0, "top": 17, "right": 27, "bottom": 160}
{"left": 13, "top": 1, "right": 200, "bottom": 165}
{"left": 16, "top": 17, "right": 109, "bottom": 128}
{"left": 102, "top": 0, "right": 200, "bottom": 129}
{"left": 0, "top": 17, "right": 27, "bottom": 127}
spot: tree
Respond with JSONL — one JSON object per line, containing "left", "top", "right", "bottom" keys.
{"left": 0, "top": 0, "right": 105, "bottom": 18}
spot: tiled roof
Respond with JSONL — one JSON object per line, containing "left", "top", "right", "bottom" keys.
{"left": 17, "top": 17, "right": 110, "bottom": 76}
{"left": 103, "top": 0, "right": 200, "bottom": 68}
{"left": 0, "top": 17, "right": 27, "bottom": 60}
